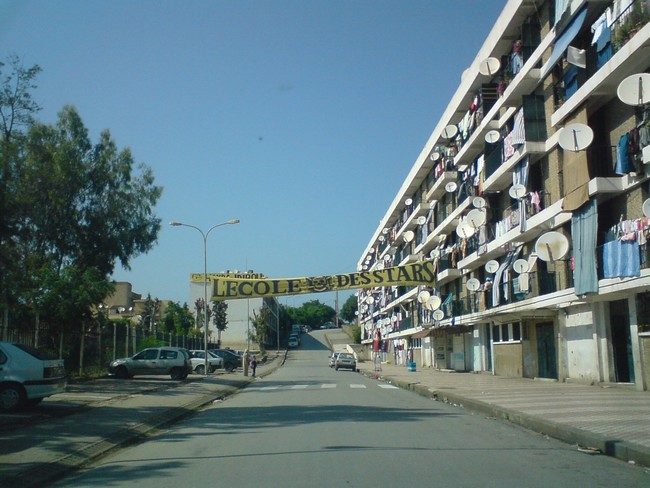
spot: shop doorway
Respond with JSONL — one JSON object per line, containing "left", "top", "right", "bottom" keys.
{"left": 536, "top": 322, "right": 557, "bottom": 379}
{"left": 609, "top": 299, "right": 634, "bottom": 383}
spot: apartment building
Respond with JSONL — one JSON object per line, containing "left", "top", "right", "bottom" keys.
{"left": 358, "top": 0, "right": 650, "bottom": 391}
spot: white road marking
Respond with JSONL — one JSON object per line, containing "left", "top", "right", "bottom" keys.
{"left": 291, "top": 385, "right": 309, "bottom": 389}
{"left": 350, "top": 384, "right": 367, "bottom": 389}
{"left": 378, "top": 384, "right": 399, "bottom": 389}
{"left": 321, "top": 384, "right": 337, "bottom": 388}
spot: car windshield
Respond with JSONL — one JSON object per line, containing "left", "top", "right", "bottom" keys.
{"left": 12, "top": 343, "right": 58, "bottom": 360}
{"left": 338, "top": 353, "right": 353, "bottom": 360}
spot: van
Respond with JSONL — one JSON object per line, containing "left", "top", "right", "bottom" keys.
{"left": 0, "top": 341, "right": 67, "bottom": 411}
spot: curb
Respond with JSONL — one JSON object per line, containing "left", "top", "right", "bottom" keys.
{"left": 359, "top": 370, "right": 650, "bottom": 468}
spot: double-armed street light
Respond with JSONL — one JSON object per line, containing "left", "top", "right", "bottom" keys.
{"left": 170, "top": 219, "right": 240, "bottom": 375}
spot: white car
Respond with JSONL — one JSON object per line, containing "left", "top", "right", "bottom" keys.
{"left": 0, "top": 341, "right": 67, "bottom": 411}
{"left": 189, "top": 350, "right": 223, "bottom": 374}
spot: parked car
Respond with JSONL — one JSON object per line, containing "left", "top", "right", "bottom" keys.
{"left": 328, "top": 352, "right": 338, "bottom": 368}
{"left": 0, "top": 341, "right": 67, "bottom": 411}
{"left": 189, "top": 350, "right": 223, "bottom": 374}
{"left": 108, "top": 347, "right": 192, "bottom": 380}
{"left": 288, "top": 336, "right": 299, "bottom": 348}
{"left": 209, "top": 349, "right": 242, "bottom": 372}
{"left": 334, "top": 352, "right": 357, "bottom": 371}
{"left": 289, "top": 333, "right": 301, "bottom": 346}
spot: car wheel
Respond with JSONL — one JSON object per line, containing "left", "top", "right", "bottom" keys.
{"left": 0, "top": 384, "right": 25, "bottom": 411}
{"left": 225, "top": 363, "right": 235, "bottom": 372}
{"left": 115, "top": 366, "right": 129, "bottom": 379}
{"left": 170, "top": 367, "right": 185, "bottom": 380}
{"left": 195, "top": 364, "right": 206, "bottom": 375}
{"left": 335, "top": 366, "right": 339, "bottom": 371}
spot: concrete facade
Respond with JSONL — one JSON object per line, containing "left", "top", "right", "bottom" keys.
{"left": 358, "top": 0, "right": 650, "bottom": 391}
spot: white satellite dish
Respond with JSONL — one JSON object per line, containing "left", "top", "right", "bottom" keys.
{"left": 429, "top": 249, "right": 440, "bottom": 259}
{"left": 378, "top": 235, "right": 385, "bottom": 242}
{"left": 403, "top": 230, "right": 415, "bottom": 242}
{"left": 456, "top": 221, "right": 476, "bottom": 239}
{"left": 473, "top": 196, "right": 486, "bottom": 209}
{"left": 558, "top": 123, "right": 594, "bottom": 152}
{"left": 512, "top": 259, "right": 529, "bottom": 274}
{"left": 368, "top": 248, "right": 375, "bottom": 254}
{"left": 426, "top": 295, "right": 441, "bottom": 311}
{"left": 466, "top": 278, "right": 481, "bottom": 292}
{"left": 417, "top": 290, "right": 430, "bottom": 303}
{"left": 445, "top": 181, "right": 458, "bottom": 193}
{"left": 376, "top": 262, "right": 385, "bottom": 270}
{"left": 383, "top": 254, "right": 392, "bottom": 262}
{"left": 479, "top": 57, "right": 501, "bottom": 76}
{"left": 430, "top": 151, "right": 441, "bottom": 161}
{"left": 509, "top": 184, "right": 527, "bottom": 199}
{"left": 485, "top": 260, "right": 499, "bottom": 273}
{"left": 535, "top": 232, "right": 570, "bottom": 262}
{"left": 433, "top": 310, "right": 445, "bottom": 321}
{"left": 643, "top": 198, "right": 650, "bottom": 218}
{"left": 404, "top": 198, "right": 413, "bottom": 206}
{"left": 484, "top": 129, "right": 501, "bottom": 143}
{"left": 467, "top": 209, "right": 486, "bottom": 228}
{"left": 441, "top": 124, "right": 459, "bottom": 139}
{"left": 417, "top": 216, "right": 427, "bottom": 225}
{"left": 617, "top": 73, "right": 650, "bottom": 106}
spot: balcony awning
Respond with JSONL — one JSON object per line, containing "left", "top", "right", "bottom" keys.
{"left": 411, "top": 328, "right": 433, "bottom": 339}
{"left": 541, "top": 5, "right": 588, "bottom": 79}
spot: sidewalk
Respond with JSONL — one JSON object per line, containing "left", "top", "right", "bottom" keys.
{"left": 357, "top": 360, "right": 650, "bottom": 468}
{"left": 0, "top": 351, "right": 286, "bottom": 488}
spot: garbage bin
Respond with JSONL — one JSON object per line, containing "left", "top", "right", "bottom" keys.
{"left": 407, "top": 361, "right": 416, "bottom": 372}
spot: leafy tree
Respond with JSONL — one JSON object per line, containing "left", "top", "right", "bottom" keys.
{"left": 211, "top": 300, "right": 228, "bottom": 345}
{"left": 250, "top": 307, "right": 269, "bottom": 345}
{"left": 340, "top": 294, "right": 358, "bottom": 323}
{"left": 0, "top": 55, "right": 163, "bottom": 348}
{"left": 288, "top": 300, "right": 335, "bottom": 329}
{"left": 162, "top": 302, "right": 195, "bottom": 336}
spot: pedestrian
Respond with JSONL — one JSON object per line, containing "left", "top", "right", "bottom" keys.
{"left": 250, "top": 356, "right": 258, "bottom": 377}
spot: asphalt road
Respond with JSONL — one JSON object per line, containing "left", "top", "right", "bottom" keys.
{"left": 52, "top": 331, "right": 647, "bottom": 487}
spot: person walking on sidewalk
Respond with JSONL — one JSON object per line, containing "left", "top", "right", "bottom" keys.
{"left": 250, "top": 356, "right": 258, "bottom": 377}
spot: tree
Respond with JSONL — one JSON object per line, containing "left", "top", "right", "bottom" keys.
{"left": 162, "top": 302, "right": 195, "bottom": 336}
{"left": 250, "top": 307, "right": 269, "bottom": 346}
{"left": 287, "top": 300, "right": 335, "bottom": 329}
{"left": 211, "top": 300, "right": 228, "bottom": 345}
{"left": 340, "top": 294, "right": 358, "bottom": 323}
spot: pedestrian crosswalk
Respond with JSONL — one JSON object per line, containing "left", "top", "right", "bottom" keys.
{"left": 249, "top": 383, "right": 400, "bottom": 391}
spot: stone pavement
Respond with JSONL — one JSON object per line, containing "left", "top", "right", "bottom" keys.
{"left": 357, "top": 359, "right": 650, "bottom": 468}
{"left": 0, "top": 351, "right": 286, "bottom": 488}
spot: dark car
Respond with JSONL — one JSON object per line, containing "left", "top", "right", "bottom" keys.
{"left": 209, "top": 349, "right": 242, "bottom": 372}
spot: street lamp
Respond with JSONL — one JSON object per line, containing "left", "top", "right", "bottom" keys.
{"left": 170, "top": 219, "right": 240, "bottom": 375}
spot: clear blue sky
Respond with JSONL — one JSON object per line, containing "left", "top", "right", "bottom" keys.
{"left": 1, "top": 0, "right": 500, "bottom": 309}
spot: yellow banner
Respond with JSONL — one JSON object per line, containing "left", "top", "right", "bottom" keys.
{"left": 209, "top": 261, "right": 436, "bottom": 301}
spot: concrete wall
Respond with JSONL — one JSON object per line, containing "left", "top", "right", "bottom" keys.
{"left": 564, "top": 305, "right": 599, "bottom": 383}
{"left": 493, "top": 342, "right": 523, "bottom": 377}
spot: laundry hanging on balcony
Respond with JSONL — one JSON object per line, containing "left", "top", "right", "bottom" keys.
{"left": 572, "top": 198, "right": 598, "bottom": 295}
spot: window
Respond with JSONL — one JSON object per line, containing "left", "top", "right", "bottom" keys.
{"left": 492, "top": 323, "right": 522, "bottom": 343}
{"left": 160, "top": 350, "right": 178, "bottom": 360}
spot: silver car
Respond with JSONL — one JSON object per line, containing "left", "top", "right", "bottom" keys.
{"left": 109, "top": 347, "right": 192, "bottom": 380}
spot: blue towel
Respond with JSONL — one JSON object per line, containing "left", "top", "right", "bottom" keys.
{"left": 603, "top": 240, "right": 640, "bottom": 278}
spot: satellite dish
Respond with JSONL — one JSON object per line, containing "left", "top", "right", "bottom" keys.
{"left": 535, "top": 232, "right": 570, "bottom": 261}
{"left": 383, "top": 254, "right": 392, "bottom": 262}
{"left": 484, "top": 130, "right": 501, "bottom": 143}
{"left": 558, "top": 123, "right": 594, "bottom": 152}
{"left": 643, "top": 198, "right": 650, "bottom": 218}
{"left": 429, "top": 249, "right": 440, "bottom": 259}
{"left": 445, "top": 181, "right": 458, "bottom": 193}
{"left": 473, "top": 196, "right": 486, "bottom": 209}
{"left": 403, "top": 230, "right": 415, "bottom": 242}
{"left": 430, "top": 151, "right": 441, "bottom": 161}
{"left": 382, "top": 228, "right": 389, "bottom": 235}
{"left": 467, "top": 209, "right": 486, "bottom": 228}
{"left": 368, "top": 248, "right": 375, "bottom": 254}
{"left": 617, "top": 73, "right": 650, "bottom": 106}
{"left": 456, "top": 221, "right": 476, "bottom": 239}
{"left": 404, "top": 198, "right": 413, "bottom": 206}
{"left": 479, "top": 57, "right": 501, "bottom": 76}
{"left": 417, "top": 290, "right": 430, "bottom": 303}
{"left": 441, "top": 124, "right": 459, "bottom": 139}
{"left": 485, "top": 260, "right": 499, "bottom": 273}
{"left": 466, "top": 278, "right": 481, "bottom": 292}
{"left": 433, "top": 310, "right": 445, "bottom": 321}
{"left": 427, "top": 295, "right": 441, "bottom": 311}
{"left": 417, "top": 216, "right": 427, "bottom": 225}
{"left": 378, "top": 235, "right": 385, "bottom": 242}
{"left": 509, "top": 184, "right": 527, "bottom": 199}
{"left": 512, "top": 259, "right": 529, "bottom": 274}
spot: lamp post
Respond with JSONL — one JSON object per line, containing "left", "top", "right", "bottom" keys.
{"left": 170, "top": 219, "right": 240, "bottom": 375}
